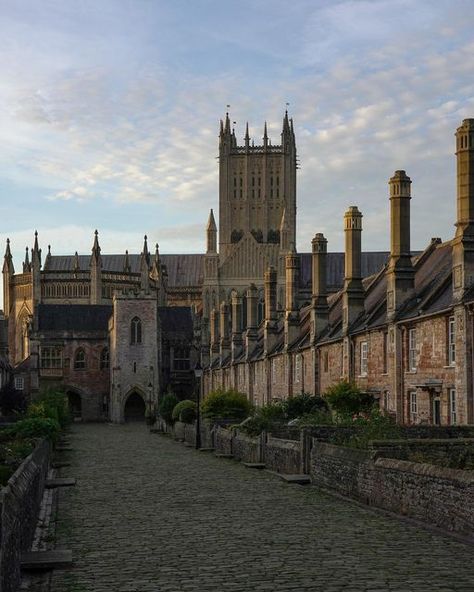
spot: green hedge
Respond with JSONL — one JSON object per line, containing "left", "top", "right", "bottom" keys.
{"left": 201, "top": 388, "right": 252, "bottom": 421}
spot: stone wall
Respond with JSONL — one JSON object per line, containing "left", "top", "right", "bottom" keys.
{"left": 232, "top": 432, "right": 261, "bottom": 463}
{"left": 264, "top": 435, "right": 301, "bottom": 474}
{"left": 369, "top": 438, "right": 474, "bottom": 469}
{"left": 0, "top": 438, "right": 51, "bottom": 592}
{"left": 214, "top": 425, "right": 233, "bottom": 455}
{"left": 310, "top": 441, "right": 474, "bottom": 538}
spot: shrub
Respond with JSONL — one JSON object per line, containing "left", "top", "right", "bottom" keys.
{"left": 7, "top": 417, "right": 61, "bottom": 442}
{"left": 158, "top": 393, "right": 179, "bottom": 424}
{"left": 172, "top": 400, "right": 196, "bottom": 424}
{"left": 0, "top": 383, "right": 27, "bottom": 415}
{"left": 29, "top": 389, "right": 70, "bottom": 428}
{"left": 238, "top": 402, "right": 286, "bottom": 437}
{"left": 295, "top": 409, "right": 335, "bottom": 427}
{"left": 324, "top": 381, "right": 374, "bottom": 417}
{"left": 201, "top": 388, "right": 252, "bottom": 421}
{"left": 334, "top": 409, "right": 402, "bottom": 449}
{"left": 283, "top": 393, "right": 329, "bottom": 420}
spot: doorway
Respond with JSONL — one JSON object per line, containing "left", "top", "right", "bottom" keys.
{"left": 124, "top": 392, "right": 146, "bottom": 422}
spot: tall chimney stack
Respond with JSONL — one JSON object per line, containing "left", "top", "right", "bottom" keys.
{"left": 284, "top": 244, "right": 300, "bottom": 348}
{"left": 386, "top": 170, "right": 414, "bottom": 319}
{"left": 219, "top": 301, "right": 230, "bottom": 364}
{"left": 310, "top": 233, "right": 329, "bottom": 342}
{"left": 231, "top": 292, "right": 243, "bottom": 362}
{"left": 264, "top": 266, "right": 278, "bottom": 354}
{"left": 342, "top": 206, "right": 364, "bottom": 335}
{"left": 245, "top": 284, "right": 259, "bottom": 360}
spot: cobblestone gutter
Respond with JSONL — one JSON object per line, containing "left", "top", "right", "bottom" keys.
{"left": 0, "top": 439, "right": 51, "bottom": 592}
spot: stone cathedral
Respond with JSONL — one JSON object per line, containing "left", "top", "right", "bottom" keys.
{"left": 1, "top": 110, "right": 388, "bottom": 422}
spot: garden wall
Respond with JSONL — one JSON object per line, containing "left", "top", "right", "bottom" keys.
{"left": 0, "top": 438, "right": 51, "bottom": 592}
{"left": 310, "top": 441, "right": 474, "bottom": 539}
{"left": 369, "top": 439, "right": 474, "bottom": 469}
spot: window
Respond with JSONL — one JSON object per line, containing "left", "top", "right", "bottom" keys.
{"left": 14, "top": 376, "right": 24, "bottom": 391}
{"left": 323, "top": 351, "right": 329, "bottom": 373}
{"left": 294, "top": 354, "right": 302, "bottom": 383}
{"left": 360, "top": 341, "right": 368, "bottom": 376}
{"left": 40, "top": 346, "right": 62, "bottom": 369}
{"left": 131, "top": 317, "right": 142, "bottom": 344}
{"left": 410, "top": 391, "right": 417, "bottom": 420}
{"left": 272, "top": 358, "right": 277, "bottom": 384}
{"left": 173, "top": 347, "right": 190, "bottom": 371}
{"left": 408, "top": 328, "right": 417, "bottom": 371}
{"left": 449, "top": 388, "right": 457, "bottom": 425}
{"left": 384, "top": 390, "right": 390, "bottom": 411}
{"left": 100, "top": 348, "right": 109, "bottom": 370}
{"left": 74, "top": 349, "right": 86, "bottom": 370}
{"left": 448, "top": 316, "right": 456, "bottom": 366}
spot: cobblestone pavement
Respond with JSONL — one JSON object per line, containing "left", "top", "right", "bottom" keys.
{"left": 50, "top": 423, "right": 473, "bottom": 592}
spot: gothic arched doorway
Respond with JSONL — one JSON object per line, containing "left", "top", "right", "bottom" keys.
{"left": 67, "top": 391, "right": 82, "bottom": 421}
{"left": 124, "top": 392, "right": 146, "bottom": 422}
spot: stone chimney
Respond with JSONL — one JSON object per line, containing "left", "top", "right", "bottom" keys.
{"left": 284, "top": 245, "right": 300, "bottom": 348}
{"left": 264, "top": 266, "right": 278, "bottom": 354}
{"left": 342, "top": 206, "right": 364, "bottom": 335}
{"left": 245, "top": 283, "right": 259, "bottom": 360}
{"left": 310, "top": 233, "right": 329, "bottom": 342}
{"left": 219, "top": 301, "right": 230, "bottom": 364}
{"left": 453, "top": 119, "right": 474, "bottom": 301}
{"left": 210, "top": 307, "right": 220, "bottom": 365}
{"left": 231, "top": 292, "right": 243, "bottom": 362}
{"left": 386, "top": 170, "right": 414, "bottom": 319}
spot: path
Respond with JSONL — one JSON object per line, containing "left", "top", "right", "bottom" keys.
{"left": 49, "top": 423, "right": 473, "bottom": 592}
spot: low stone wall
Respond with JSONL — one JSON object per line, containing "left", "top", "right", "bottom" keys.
{"left": 310, "top": 441, "right": 474, "bottom": 539}
{"left": 232, "top": 432, "right": 261, "bottom": 463}
{"left": 369, "top": 439, "right": 474, "bottom": 469}
{"left": 173, "top": 421, "right": 186, "bottom": 441}
{"left": 264, "top": 436, "right": 301, "bottom": 474}
{"left": 0, "top": 438, "right": 51, "bottom": 592}
{"left": 400, "top": 425, "right": 474, "bottom": 439}
{"left": 214, "top": 426, "right": 233, "bottom": 455}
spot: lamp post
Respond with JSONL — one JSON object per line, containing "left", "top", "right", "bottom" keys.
{"left": 194, "top": 362, "right": 203, "bottom": 450}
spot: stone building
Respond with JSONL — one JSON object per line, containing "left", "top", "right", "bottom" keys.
{"left": 203, "top": 119, "right": 474, "bottom": 427}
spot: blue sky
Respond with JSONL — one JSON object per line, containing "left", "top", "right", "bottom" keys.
{"left": 1, "top": 0, "right": 474, "bottom": 282}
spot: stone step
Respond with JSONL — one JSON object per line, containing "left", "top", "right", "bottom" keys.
{"left": 243, "top": 462, "right": 266, "bottom": 469}
{"left": 54, "top": 446, "right": 72, "bottom": 452}
{"left": 45, "top": 478, "right": 76, "bottom": 489}
{"left": 277, "top": 474, "right": 311, "bottom": 485}
{"left": 21, "top": 550, "right": 73, "bottom": 571}
{"left": 198, "top": 447, "right": 215, "bottom": 452}
{"left": 52, "top": 462, "right": 71, "bottom": 469}
{"left": 215, "top": 453, "right": 234, "bottom": 459}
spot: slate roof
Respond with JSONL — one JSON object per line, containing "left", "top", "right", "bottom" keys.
{"left": 158, "top": 307, "right": 194, "bottom": 338}
{"left": 43, "top": 251, "right": 390, "bottom": 291}
{"left": 37, "top": 304, "right": 112, "bottom": 332}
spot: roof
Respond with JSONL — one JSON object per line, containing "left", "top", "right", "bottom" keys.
{"left": 37, "top": 304, "right": 112, "bottom": 332}
{"left": 44, "top": 254, "right": 205, "bottom": 288}
{"left": 158, "top": 307, "right": 194, "bottom": 337}
{"left": 43, "top": 251, "right": 390, "bottom": 291}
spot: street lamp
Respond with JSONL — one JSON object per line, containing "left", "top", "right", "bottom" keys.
{"left": 194, "top": 361, "right": 203, "bottom": 450}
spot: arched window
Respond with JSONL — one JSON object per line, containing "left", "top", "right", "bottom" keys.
{"left": 74, "top": 348, "right": 86, "bottom": 370}
{"left": 100, "top": 347, "right": 109, "bottom": 370}
{"left": 131, "top": 317, "right": 142, "bottom": 344}
{"left": 173, "top": 347, "right": 190, "bottom": 371}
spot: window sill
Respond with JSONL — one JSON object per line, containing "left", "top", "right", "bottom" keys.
{"left": 406, "top": 370, "right": 417, "bottom": 374}
{"left": 443, "top": 365, "right": 455, "bottom": 369}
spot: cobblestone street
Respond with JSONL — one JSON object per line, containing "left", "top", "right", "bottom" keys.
{"left": 49, "top": 423, "right": 473, "bottom": 592}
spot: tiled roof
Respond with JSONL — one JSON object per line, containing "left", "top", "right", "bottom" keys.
{"left": 37, "top": 304, "right": 112, "bottom": 332}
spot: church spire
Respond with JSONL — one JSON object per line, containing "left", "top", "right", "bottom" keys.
{"left": 279, "top": 208, "right": 290, "bottom": 253}
{"left": 91, "top": 229, "right": 101, "bottom": 262}
{"left": 141, "top": 234, "right": 150, "bottom": 267}
{"left": 73, "top": 251, "right": 80, "bottom": 272}
{"left": 23, "top": 246, "right": 31, "bottom": 273}
{"left": 263, "top": 121, "right": 268, "bottom": 148}
{"left": 224, "top": 111, "right": 231, "bottom": 135}
{"left": 245, "top": 122, "right": 250, "bottom": 150}
{"left": 32, "top": 230, "right": 41, "bottom": 269}
{"left": 206, "top": 209, "right": 217, "bottom": 253}
{"left": 123, "top": 249, "right": 131, "bottom": 273}
{"left": 3, "top": 238, "right": 14, "bottom": 275}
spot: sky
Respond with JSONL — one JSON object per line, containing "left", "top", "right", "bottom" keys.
{"left": 1, "top": 0, "right": 474, "bottom": 288}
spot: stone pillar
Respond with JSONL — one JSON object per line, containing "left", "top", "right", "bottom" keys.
{"left": 264, "top": 266, "right": 278, "bottom": 355}
{"left": 245, "top": 284, "right": 259, "bottom": 360}
{"left": 310, "top": 233, "right": 329, "bottom": 342}
{"left": 210, "top": 307, "right": 220, "bottom": 365}
{"left": 231, "top": 292, "right": 243, "bottom": 362}
{"left": 219, "top": 301, "right": 230, "bottom": 364}
{"left": 284, "top": 246, "right": 300, "bottom": 349}
{"left": 386, "top": 171, "right": 414, "bottom": 320}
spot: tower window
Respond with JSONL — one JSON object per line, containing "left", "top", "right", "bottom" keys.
{"left": 131, "top": 317, "right": 142, "bottom": 344}
{"left": 276, "top": 176, "right": 280, "bottom": 186}
{"left": 74, "top": 348, "right": 86, "bottom": 370}
{"left": 100, "top": 347, "right": 109, "bottom": 370}
{"left": 252, "top": 177, "right": 255, "bottom": 186}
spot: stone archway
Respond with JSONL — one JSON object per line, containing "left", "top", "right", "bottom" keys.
{"left": 67, "top": 390, "right": 82, "bottom": 421}
{"left": 123, "top": 391, "right": 146, "bottom": 422}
